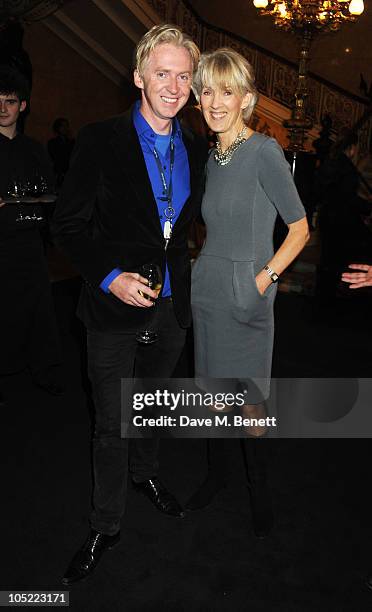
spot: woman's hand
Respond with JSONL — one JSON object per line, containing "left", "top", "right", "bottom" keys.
{"left": 255, "top": 269, "right": 272, "bottom": 296}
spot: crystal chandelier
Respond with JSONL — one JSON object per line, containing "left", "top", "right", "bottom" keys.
{"left": 253, "top": 0, "right": 365, "bottom": 151}
{"left": 253, "top": 0, "right": 364, "bottom": 33}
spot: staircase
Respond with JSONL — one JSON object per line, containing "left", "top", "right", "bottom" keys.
{"left": 35, "top": 0, "right": 372, "bottom": 154}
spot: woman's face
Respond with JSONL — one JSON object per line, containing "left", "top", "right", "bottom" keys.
{"left": 200, "top": 84, "right": 250, "bottom": 139}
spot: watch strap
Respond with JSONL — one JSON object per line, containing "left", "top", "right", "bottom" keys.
{"left": 264, "top": 265, "right": 279, "bottom": 283}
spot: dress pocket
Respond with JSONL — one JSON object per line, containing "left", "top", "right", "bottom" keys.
{"left": 232, "top": 261, "right": 255, "bottom": 310}
{"left": 248, "top": 262, "right": 277, "bottom": 301}
{"left": 232, "top": 261, "right": 276, "bottom": 313}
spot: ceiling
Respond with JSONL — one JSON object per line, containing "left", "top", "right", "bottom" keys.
{"left": 188, "top": 0, "right": 372, "bottom": 98}
{"left": 43, "top": 0, "right": 153, "bottom": 87}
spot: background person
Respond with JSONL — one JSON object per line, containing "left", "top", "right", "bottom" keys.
{"left": 316, "top": 134, "right": 372, "bottom": 304}
{"left": 47, "top": 117, "right": 75, "bottom": 190}
{"left": 0, "top": 66, "right": 62, "bottom": 399}
{"left": 341, "top": 264, "right": 372, "bottom": 288}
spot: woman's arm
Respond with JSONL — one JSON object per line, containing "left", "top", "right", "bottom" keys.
{"left": 256, "top": 217, "right": 310, "bottom": 294}
{"left": 256, "top": 138, "right": 310, "bottom": 294}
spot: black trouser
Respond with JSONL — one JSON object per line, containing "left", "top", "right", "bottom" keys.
{"left": 87, "top": 299, "right": 186, "bottom": 535}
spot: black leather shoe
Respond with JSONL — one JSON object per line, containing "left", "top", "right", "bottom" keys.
{"left": 366, "top": 575, "right": 372, "bottom": 591}
{"left": 133, "top": 478, "right": 185, "bottom": 518}
{"left": 62, "top": 529, "right": 120, "bottom": 585}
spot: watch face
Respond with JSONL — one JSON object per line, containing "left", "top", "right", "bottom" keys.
{"left": 272, "top": 273, "right": 279, "bottom": 283}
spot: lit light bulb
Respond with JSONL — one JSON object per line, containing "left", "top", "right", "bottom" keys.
{"left": 277, "top": 2, "right": 289, "bottom": 17}
{"left": 253, "top": 0, "right": 269, "bottom": 7}
{"left": 349, "top": 0, "right": 364, "bottom": 14}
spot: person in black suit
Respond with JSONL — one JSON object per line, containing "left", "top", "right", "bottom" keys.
{"left": 0, "top": 67, "right": 62, "bottom": 400}
{"left": 52, "top": 24, "right": 207, "bottom": 585}
{"left": 47, "top": 117, "right": 75, "bottom": 190}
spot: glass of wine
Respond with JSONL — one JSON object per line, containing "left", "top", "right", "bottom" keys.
{"left": 28, "top": 173, "right": 46, "bottom": 222}
{"left": 6, "top": 176, "right": 25, "bottom": 222}
{"left": 135, "top": 263, "right": 162, "bottom": 345}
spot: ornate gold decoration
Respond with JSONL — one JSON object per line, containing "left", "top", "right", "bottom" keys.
{"left": 142, "top": 0, "right": 372, "bottom": 153}
{"left": 252, "top": 0, "right": 364, "bottom": 33}
{"left": 252, "top": 0, "right": 365, "bottom": 150}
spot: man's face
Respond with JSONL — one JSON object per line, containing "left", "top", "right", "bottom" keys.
{"left": 0, "top": 93, "right": 26, "bottom": 129}
{"left": 134, "top": 43, "right": 193, "bottom": 127}
{"left": 58, "top": 120, "right": 70, "bottom": 137}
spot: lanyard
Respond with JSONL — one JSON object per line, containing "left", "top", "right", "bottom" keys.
{"left": 153, "top": 137, "right": 175, "bottom": 250}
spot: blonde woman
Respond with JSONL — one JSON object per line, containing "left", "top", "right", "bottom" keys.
{"left": 187, "top": 49, "right": 309, "bottom": 535}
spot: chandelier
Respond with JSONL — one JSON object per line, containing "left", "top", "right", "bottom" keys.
{"left": 253, "top": 0, "right": 365, "bottom": 152}
{"left": 253, "top": 0, "right": 364, "bottom": 34}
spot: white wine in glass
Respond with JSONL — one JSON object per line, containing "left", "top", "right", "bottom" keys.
{"left": 136, "top": 263, "right": 162, "bottom": 344}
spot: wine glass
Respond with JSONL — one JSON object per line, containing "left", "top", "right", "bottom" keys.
{"left": 6, "top": 176, "right": 25, "bottom": 222}
{"left": 135, "top": 263, "right": 163, "bottom": 345}
{"left": 28, "top": 173, "right": 46, "bottom": 221}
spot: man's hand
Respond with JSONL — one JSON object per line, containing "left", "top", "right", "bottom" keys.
{"left": 341, "top": 264, "right": 372, "bottom": 289}
{"left": 108, "top": 272, "right": 158, "bottom": 306}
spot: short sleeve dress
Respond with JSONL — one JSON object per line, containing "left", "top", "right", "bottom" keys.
{"left": 191, "top": 132, "right": 306, "bottom": 401}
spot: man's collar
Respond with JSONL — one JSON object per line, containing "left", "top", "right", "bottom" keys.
{"left": 0, "top": 129, "right": 18, "bottom": 141}
{"left": 132, "top": 100, "right": 181, "bottom": 139}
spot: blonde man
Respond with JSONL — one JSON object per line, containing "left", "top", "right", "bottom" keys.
{"left": 53, "top": 24, "right": 207, "bottom": 585}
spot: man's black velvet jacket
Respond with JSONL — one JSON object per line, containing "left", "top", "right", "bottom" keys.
{"left": 52, "top": 107, "right": 207, "bottom": 332}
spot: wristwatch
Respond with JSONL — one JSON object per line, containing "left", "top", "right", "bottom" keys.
{"left": 264, "top": 265, "right": 279, "bottom": 283}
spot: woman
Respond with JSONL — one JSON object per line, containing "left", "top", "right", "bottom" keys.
{"left": 187, "top": 48, "right": 309, "bottom": 535}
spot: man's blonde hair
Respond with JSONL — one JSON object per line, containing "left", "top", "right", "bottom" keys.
{"left": 135, "top": 24, "right": 200, "bottom": 77}
{"left": 193, "top": 48, "right": 258, "bottom": 123}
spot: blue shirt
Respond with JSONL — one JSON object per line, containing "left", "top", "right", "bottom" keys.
{"left": 100, "top": 101, "right": 191, "bottom": 297}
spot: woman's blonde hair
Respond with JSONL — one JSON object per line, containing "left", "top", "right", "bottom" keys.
{"left": 193, "top": 48, "right": 258, "bottom": 123}
{"left": 135, "top": 24, "right": 200, "bottom": 77}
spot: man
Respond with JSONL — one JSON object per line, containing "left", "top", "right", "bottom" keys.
{"left": 0, "top": 66, "right": 62, "bottom": 399}
{"left": 47, "top": 117, "right": 75, "bottom": 189}
{"left": 52, "top": 25, "right": 207, "bottom": 585}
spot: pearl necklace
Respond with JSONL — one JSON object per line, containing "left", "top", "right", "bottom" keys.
{"left": 214, "top": 127, "right": 248, "bottom": 166}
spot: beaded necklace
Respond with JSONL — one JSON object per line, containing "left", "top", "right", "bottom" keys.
{"left": 214, "top": 126, "right": 248, "bottom": 166}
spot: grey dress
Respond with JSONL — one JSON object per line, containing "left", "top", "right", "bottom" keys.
{"left": 191, "top": 132, "right": 306, "bottom": 401}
